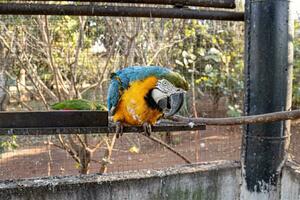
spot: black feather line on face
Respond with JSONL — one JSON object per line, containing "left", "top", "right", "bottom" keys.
{"left": 167, "top": 96, "right": 171, "bottom": 109}
{"left": 110, "top": 72, "right": 117, "bottom": 79}
{"left": 144, "top": 89, "right": 162, "bottom": 111}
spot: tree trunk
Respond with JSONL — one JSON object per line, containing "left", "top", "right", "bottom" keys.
{"left": 212, "top": 98, "right": 220, "bottom": 117}
{"left": 165, "top": 131, "right": 173, "bottom": 144}
{"left": 79, "top": 148, "right": 91, "bottom": 174}
{"left": 99, "top": 134, "right": 116, "bottom": 174}
{"left": 17, "top": 68, "right": 27, "bottom": 102}
{"left": 0, "top": 43, "right": 9, "bottom": 111}
{"left": 0, "top": 70, "right": 7, "bottom": 111}
{"left": 0, "top": 69, "right": 6, "bottom": 153}
{"left": 191, "top": 63, "right": 200, "bottom": 161}
{"left": 0, "top": 41, "right": 9, "bottom": 154}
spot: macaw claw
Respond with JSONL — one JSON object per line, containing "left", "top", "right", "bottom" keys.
{"left": 142, "top": 122, "right": 152, "bottom": 136}
{"left": 116, "top": 121, "right": 124, "bottom": 138}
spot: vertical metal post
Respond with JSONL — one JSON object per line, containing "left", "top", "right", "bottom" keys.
{"left": 242, "top": 0, "right": 293, "bottom": 199}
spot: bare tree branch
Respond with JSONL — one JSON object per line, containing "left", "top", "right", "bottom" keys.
{"left": 146, "top": 38, "right": 187, "bottom": 65}
{"left": 75, "top": 134, "right": 87, "bottom": 149}
{"left": 39, "top": 16, "right": 69, "bottom": 100}
{"left": 91, "top": 137, "right": 105, "bottom": 152}
{"left": 99, "top": 134, "right": 117, "bottom": 173}
{"left": 0, "top": 34, "right": 58, "bottom": 103}
{"left": 0, "top": 85, "right": 33, "bottom": 111}
{"left": 143, "top": 134, "right": 192, "bottom": 164}
{"left": 57, "top": 135, "right": 81, "bottom": 164}
{"left": 70, "top": 16, "right": 86, "bottom": 99}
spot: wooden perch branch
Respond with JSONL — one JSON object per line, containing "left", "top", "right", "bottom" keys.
{"left": 2, "top": 109, "right": 300, "bottom": 135}
{"left": 168, "top": 109, "right": 300, "bottom": 125}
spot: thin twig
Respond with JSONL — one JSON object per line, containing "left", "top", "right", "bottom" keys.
{"left": 143, "top": 134, "right": 192, "bottom": 164}
{"left": 75, "top": 134, "right": 87, "bottom": 149}
{"left": 91, "top": 159, "right": 101, "bottom": 164}
{"left": 57, "top": 134, "right": 81, "bottom": 163}
{"left": 91, "top": 138, "right": 105, "bottom": 152}
{"left": 147, "top": 38, "right": 187, "bottom": 65}
{"left": 46, "top": 141, "right": 64, "bottom": 150}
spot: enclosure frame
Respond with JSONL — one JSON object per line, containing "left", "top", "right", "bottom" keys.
{"left": 0, "top": 0, "right": 294, "bottom": 198}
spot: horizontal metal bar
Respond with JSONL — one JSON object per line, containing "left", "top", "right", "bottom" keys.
{"left": 0, "top": 3, "right": 244, "bottom": 21}
{"left": 16, "top": 0, "right": 236, "bottom": 9}
{"left": 0, "top": 111, "right": 108, "bottom": 128}
{"left": 0, "top": 123, "right": 206, "bottom": 135}
{"left": 0, "top": 111, "right": 205, "bottom": 135}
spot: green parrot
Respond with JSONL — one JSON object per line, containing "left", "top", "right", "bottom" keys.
{"left": 51, "top": 99, "right": 107, "bottom": 111}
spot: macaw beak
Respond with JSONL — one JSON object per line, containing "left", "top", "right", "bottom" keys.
{"left": 163, "top": 92, "right": 184, "bottom": 117}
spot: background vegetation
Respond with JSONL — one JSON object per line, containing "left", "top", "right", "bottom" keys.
{"left": 0, "top": 10, "right": 299, "bottom": 174}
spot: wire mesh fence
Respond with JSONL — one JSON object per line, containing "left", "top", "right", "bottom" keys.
{"left": 0, "top": 13, "right": 245, "bottom": 180}
{"left": 0, "top": 126, "right": 242, "bottom": 180}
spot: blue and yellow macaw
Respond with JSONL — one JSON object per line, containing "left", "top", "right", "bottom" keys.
{"left": 107, "top": 66, "right": 188, "bottom": 137}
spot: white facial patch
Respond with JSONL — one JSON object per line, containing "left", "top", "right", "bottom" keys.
{"left": 151, "top": 89, "right": 168, "bottom": 104}
{"left": 155, "top": 79, "right": 184, "bottom": 96}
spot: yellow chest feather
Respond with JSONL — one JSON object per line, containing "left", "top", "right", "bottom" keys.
{"left": 113, "top": 76, "right": 163, "bottom": 125}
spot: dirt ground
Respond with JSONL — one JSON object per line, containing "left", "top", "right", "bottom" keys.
{"left": 0, "top": 125, "right": 242, "bottom": 180}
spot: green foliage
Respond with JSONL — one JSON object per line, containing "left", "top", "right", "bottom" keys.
{"left": 293, "top": 20, "right": 300, "bottom": 108}
{"left": 0, "top": 15, "right": 246, "bottom": 116}
{"left": 197, "top": 64, "right": 228, "bottom": 104}
{"left": 174, "top": 20, "right": 244, "bottom": 114}
{"left": 0, "top": 135, "right": 18, "bottom": 155}
{"left": 227, "top": 104, "right": 242, "bottom": 117}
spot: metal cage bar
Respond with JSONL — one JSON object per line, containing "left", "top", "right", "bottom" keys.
{"left": 0, "top": 124, "right": 206, "bottom": 135}
{"left": 0, "top": 3, "right": 244, "bottom": 21}
{"left": 16, "top": 0, "right": 236, "bottom": 9}
{"left": 242, "top": 0, "right": 293, "bottom": 196}
{"left": 0, "top": 111, "right": 205, "bottom": 135}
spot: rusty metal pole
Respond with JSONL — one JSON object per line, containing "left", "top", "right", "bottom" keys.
{"left": 241, "top": 0, "right": 294, "bottom": 199}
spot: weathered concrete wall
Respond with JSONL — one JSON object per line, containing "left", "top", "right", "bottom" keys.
{"left": 281, "top": 162, "right": 300, "bottom": 200}
{"left": 0, "top": 161, "right": 241, "bottom": 200}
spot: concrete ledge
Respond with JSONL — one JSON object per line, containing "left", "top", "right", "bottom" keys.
{"left": 281, "top": 161, "right": 300, "bottom": 200}
{"left": 0, "top": 160, "right": 241, "bottom": 200}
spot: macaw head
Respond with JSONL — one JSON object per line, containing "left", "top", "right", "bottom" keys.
{"left": 151, "top": 78, "right": 187, "bottom": 117}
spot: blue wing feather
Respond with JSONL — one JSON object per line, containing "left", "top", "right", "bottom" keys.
{"left": 107, "top": 66, "right": 171, "bottom": 113}
{"left": 107, "top": 79, "right": 121, "bottom": 114}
